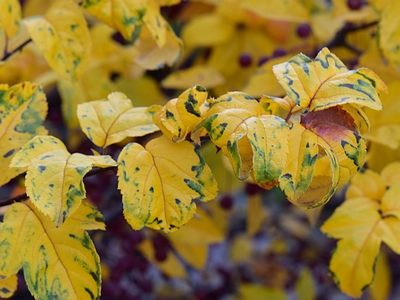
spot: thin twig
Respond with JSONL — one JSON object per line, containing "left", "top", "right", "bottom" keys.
{"left": 0, "top": 166, "right": 117, "bottom": 207}
{"left": 1, "top": 38, "right": 32, "bottom": 62}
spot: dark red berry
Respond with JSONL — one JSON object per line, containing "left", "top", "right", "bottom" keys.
{"left": 245, "top": 183, "right": 264, "bottom": 196}
{"left": 258, "top": 56, "right": 269, "bottom": 66}
{"left": 272, "top": 48, "right": 287, "bottom": 58}
{"left": 238, "top": 53, "right": 253, "bottom": 68}
{"left": 154, "top": 248, "right": 168, "bottom": 262}
{"left": 296, "top": 23, "right": 312, "bottom": 39}
{"left": 347, "top": 0, "right": 363, "bottom": 10}
{"left": 219, "top": 195, "right": 234, "bottom": 210}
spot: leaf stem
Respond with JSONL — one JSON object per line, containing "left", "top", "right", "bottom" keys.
{"left": 0, "top": 166, "right": 117, "bottom": 208}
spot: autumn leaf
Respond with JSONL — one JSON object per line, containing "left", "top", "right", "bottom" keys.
{"left": 77, "top": 92, "right": 160, "bottom": 148}
{"left": 198, "top": 92, "right": 289, "bottom": 189}
{"left": 168, "top": 207, "right": 224, "bottom": 269}
{"left": 0, "top": 202, "right": 102, "bottom": 300}
{"left": 238, "top": 284, "right": 288, "bottom": 300}
{"left": 0, "top": 0, "right": 21, "bottom": 39}
{"left": 0, "top": 82, "right": 48, "bottom": 188}
{"left": 24, "top": 0, "right": 92, "bottom": 81}
{"left": 117, "top": 135, "right": 218, "bottom": 233}
{"left": 379, "top": 1, "right": 400, "bottom": 67}
{"left": 321, "top": 166, "right": 400, "bottom": 297}
{"left": 10, "top": 135, "right": 117, "bottom": 226}
{"left": 153, "top": 85, "right": 208, "bottom": 142}
{"left": 0, "top": 274, "right": 17, "bottom": 298}
{"left": 83, "top": 0, "right": 146, "bottom": 42}
{"left": 273, "top": 47, "right": 386, "bottom": 112}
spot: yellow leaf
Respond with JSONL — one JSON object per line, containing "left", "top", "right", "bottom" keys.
{"left": 117, "top": 135, "right": 218, "bottom": 232}
{"left": 64, "top": 200, "right": 106, "bottom": 231}
{"left": 230, "top": 234, "right": 253, "bottom": 263}
{"left": 153, "top": 85, "right": 208, "bottom": 142}
{"left": 295, "top": 268, "right": 315, "bottom": 300}
{"left": 10, "top": 135, "right": 117, "bottom": 226}
{"left": 182, "top": 13, "right": 235, "bottom": 47}
{"left": 0, "top": 202, "right": 101, "bottom": 299}
{"left": 0, "top": 82, "right": 48, "bottom": 187}
{"left": 134, "top": 19, "right": 183, "bottom": 69}
{"left": 381, "top": 162, "right": 400, "bottom": 188}
{"left": 0, "top": 274, "right": 17, "bottom": 298}
{"left": 379, "top": 1, "right": 400, "bottom": 67}
{"left": 242, "top": 56, "right": 289, "bottom": 97}
{"left": 237, "top": 284, "right": 288, "bottom": 300}
{"left": 82, "top": 0, "right": 146, "bottom": 41}
{"left": 138, "top": 239, "right": 186, "bottom": 278}
{"left": 367, "top": 142, "right": 400, "bottom": 173}
{"left": 273, "top": 47, "right": 386, "bottom": 111}
{"left": 241, "top": 0, "right": 308, "bottom": 22}
{"left": 368, "top": 251, "right": 391, "bottom": 300}
{"left": 200, "top": 92, "right": 288, "bottom": 188}
{"left": 24, "top": 0, "right": 92, "bottom": 81}
{"left": 321, "top": 196, "right": 400, "bottom": 297}
{"left": 345, "top": 169, "right": 386, "bottom": 201}
{"left": 381, "top": 183, "right": 400, "bottom": 221}
{"left": 143, "top": 0, "right": 167, "bottom": 48}
{"left": 77, "top": 92, "right": 160, "bottom": 148}
{"left": 169, "top": 208, "right": 224, "bottom": 269}
{"left": 0, "top": 0, "right": 21, "bottom": 38}
{"left": 247, "top": 194, "right": 265, "bottom": 236}
{"left": 162, "top": 65, "right": 225, "bottom": 89}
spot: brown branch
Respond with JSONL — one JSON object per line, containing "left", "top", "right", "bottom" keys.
{"left": 1, "top": 38, "right": 32, "bottom": 62}
{"left": 0, "top": 166, "right": 117, "bottom": 207}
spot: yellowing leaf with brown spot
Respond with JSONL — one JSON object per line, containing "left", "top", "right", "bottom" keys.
{"left": 273, "top": 47, "right": 386, "bottom": 111}
{"left": 117, "top": 135, "right": 218, "bottom": 233}
{"left": 0, "top": 0, "right": 21, "bottom": 38}
{"left": 199, "top": 92, "right": 289, "bottom": 189}
{"left": 0, "top": 202, "right": 101, "bottom": 300}
{"left": 77, "top": 92, "right": 160, "bottom": 148}
{"left": 168, "top": 208, "right": 224, "bottom": 269}
{"left": 321, "top": 193, "right": 400, "bottom": 297}
{"left": 83, "top": 0, "right": 146, "bottom": 41}
{"left": 153, "top": 85, "right": 208, "bottom": 142}
{"left": 0, "top": 82, "right": 48, "bottom": 188}
{"left": 24, "top": 0, "right": 92, "bottom": 81}
{"left": 162, "top": 65, "right": 225, "bottom": 89}
{"left": 10, "top": 135, "right": 117, "bottom": 226}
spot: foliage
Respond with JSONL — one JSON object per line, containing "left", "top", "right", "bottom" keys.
{"left": 0, "top": 0, "right": 399, "bottom": 299}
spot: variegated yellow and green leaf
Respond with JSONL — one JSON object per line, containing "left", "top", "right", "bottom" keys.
{"left": 10, "top": 136, "right": 117, "bottom": 226}
{"left": 77, "top": 92, "right": 160, "bottom": 148}
{"left": 24, "top": 0, "right": 92, "bottom": 81}
{"left": 0, "top": 82, "right": 48, "bottom": 188}
{"left": 83, "top": 0, "right": 146, "bottom": 41}
{"left": 273, "top": 47, "right": 386, "bottom": 112}
{"left": 64, "top": 200, "right": 106, "bottom": 231}
{"left": 117, "top": 135, "right": 218, "bottom": 233}
{"left": 0, "top": 0, "right": 21, "bottom": 39}
{"left": 0, "top": 202, "right": 101, "bottom": 300}
{"left": 302, "top": 106, "right": 367, "bottom": 186}
{"left": 153, "top": 85, "right": 208, "bottom": 142}
{"left": 198, "top": 92, "right": 288, "bottom": 188}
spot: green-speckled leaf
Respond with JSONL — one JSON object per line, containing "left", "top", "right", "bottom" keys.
{"left": 77, "top": 92, "right": 161, "bottom": 148}
{"left": 0, "top": 0, "right": 21, "bottom": 39}
{"left": 64, "top": 200, "right": 106, "bottom": 231}
{"left": 83, "top": 0, "right": 146, "bottom": 41}
{"left": 117, "top": 135, "right": 218, "bottom": 233}
{"left": 272, "top": 47, "right": 386, "bottom": 111}
{"left": 24, "top": 1, "right": 92, "bottom": 81}
{"left": 0, "top": 202, "right": 101, "bottom": 300}
{"left": 0, "top": 82, "right": 48, "bottom": 188}
{"left": 0, "top": 274, "right": 17, "bottom": 298}
{"left": 10, "top": 136, "right": 117, "bottom": 227}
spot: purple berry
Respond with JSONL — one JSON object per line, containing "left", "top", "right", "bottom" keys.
{"left": 239, "top": 53, "right": 253, "bottom": 68}
{"left": 272, "top": 48, "right": 287, "bottom": 58}
{"left": 296, "top": 23, "right": 312, "bottom": 39}
{"left": 258, "top": 56, "right": 269, "bottom": 66}
{"left": 219, "top": 195, "right": 234, "bottom": 210}
{"left": 347, "top": 0, "right": 363, "bottom": 10}
{"left": 154, "top": 248, "right": 168, "bottom": 262}
{"left": 245, "top": 183, "right": 264, "bottom": 196}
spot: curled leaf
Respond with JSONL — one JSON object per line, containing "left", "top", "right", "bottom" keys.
{"left": 10, "top": 136, "right": 117, "bottom": 226}
{"left": 117, "top": 135, "right": 218, "bottom": 232}
{"left": 77, "top": 92, "right": 160, "bottom": 148}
